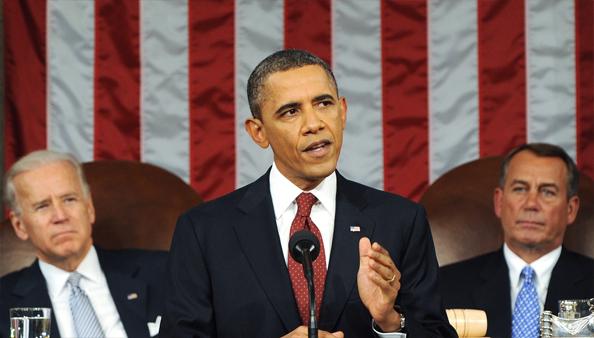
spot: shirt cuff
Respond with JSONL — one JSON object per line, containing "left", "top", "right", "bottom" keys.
{"left": 372, "top": 320, "right": 407, "bottom": 337}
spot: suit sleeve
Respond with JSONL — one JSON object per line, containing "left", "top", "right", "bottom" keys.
{"left": 160, "top": 213, "right": 216, "bottom": 338}
{"left": 395, "top": 205, "right": 457, "bottom": 337}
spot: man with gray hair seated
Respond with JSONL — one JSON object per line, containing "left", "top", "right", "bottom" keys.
{"left": 439, "top": 143, "right": 594, "bottom": 338}
{"left": 0, "top": 150, "right": 166, "bottom": 338}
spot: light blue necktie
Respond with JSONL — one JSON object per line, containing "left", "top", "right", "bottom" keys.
{"left": 512, "top": 266, "right": 540, "bottom": 338}
{"left": 68, "top": 272, "right": 105, "bottom": 338}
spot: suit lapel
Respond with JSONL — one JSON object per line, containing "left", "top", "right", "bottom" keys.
{"left": 99, "top": 250, "right": 150, "bottom": 338}
{"left": 544, "top": 249, "right": 586, "bottom": 311}
{"left": 233, "top": 172, "right": 301, "bottom": 331}
{"left": 473, "top": 250, "right": 511, "bottom": 338}
{"left": 12, "top": 262, "right": 61, "bottom": 338}
{"left": 319, "top": 174, "right": 374, "bottom": 331}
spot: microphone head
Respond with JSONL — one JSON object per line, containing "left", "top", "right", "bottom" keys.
{"left": 289, "top": 230, "right": 320, "bottom": 264}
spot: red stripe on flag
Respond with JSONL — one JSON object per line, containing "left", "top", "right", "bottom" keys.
{"left": 3, "top": 0, "right": 47, "bottom": 171}
{"left": 575, "top": 0, "right": 594, "bottom": 179}
{"left": 93, "top": 0, "right": 141, "bottom": 161}
{"left": 284, "top": 0, "right": 332, "bottom": 64}
{"left": 478, "top": 0, "right": 526, "bottom": 157}
{"left": 189, "top": 0, "right": 235, "bottom": 201}
{"left": 381, "top": 0, "right": 429, "bottom": 201}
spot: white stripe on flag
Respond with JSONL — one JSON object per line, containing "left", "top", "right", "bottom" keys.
{"left": 526, "top": 0, "right": 577, "bottom": 159}
{"left": 140, "top": 0, "right": 190, "bottom": 182}
{"left": 428, "top": 0, "right": 479, "bottom": 182}
{"left": 47, "top": 1, "right": 95, "bottom": 162}
{"left": 333, "top": 0, "right": 383, "bottom": 189}
{"left": 235, "top": 0, "right": 283, "bottom": 187}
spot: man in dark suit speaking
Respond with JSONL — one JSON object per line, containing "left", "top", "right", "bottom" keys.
{"left": 160, "top": 49, "right": 455, "bottom": 337}
{"left": 439, "top": 143, "right": 594, "bottom": 338}
{"left": 0, "top": 150, "right": 166, "bottom": 338}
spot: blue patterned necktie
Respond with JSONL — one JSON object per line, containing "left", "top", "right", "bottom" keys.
{"left": 512, "top": 266, "right": 540, "bottom": 338}
{"left": 67, "top": 272, "right": 105, "bottom": 338}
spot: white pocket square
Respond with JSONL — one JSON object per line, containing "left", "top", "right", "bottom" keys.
{"left": 147, "top": 315, "right": 161, "bottom": 337}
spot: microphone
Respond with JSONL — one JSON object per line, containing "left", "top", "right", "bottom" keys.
{"left": 289, "top": 230, "right": 320, "bottom": 338}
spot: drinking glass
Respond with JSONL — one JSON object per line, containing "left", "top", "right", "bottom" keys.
{"left": 9, "top": 308, "right": 51, "bottom": 338}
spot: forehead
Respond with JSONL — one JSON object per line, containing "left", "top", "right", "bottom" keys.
{"left": 261, "top": 65, "right": 336, "bottom": 101}
{"left": 13, "top": 161, "right": 82, "bottom": 197}
{"left": 506, "top": 151, "right": 568, "bottom": 185}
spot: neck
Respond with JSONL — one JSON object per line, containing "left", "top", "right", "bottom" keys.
{"left": 508, "top": 242, "right": 557, "bottom": 264}
{"left": 38, "top": 244, "right": 92, "bottom": 272}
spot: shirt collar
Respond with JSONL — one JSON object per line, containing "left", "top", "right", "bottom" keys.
{"left": 269, "top": 162, "right": 336, "bottom": 219}
{"left": 503, "top": 243, "right": 562, "bottom": 286}
{"left": 39, "top": 245, "right": 103, "bottom": 297}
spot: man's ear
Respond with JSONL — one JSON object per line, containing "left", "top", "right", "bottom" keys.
{"left": 10, "top": 211, "right": 30, "bottom": 241}
{"left": 566, "top": 195, "right": 580, "bottom": 225}
{"left": 244, "top": 117, "right": 270, "bottom": 149}
{"left": 493, "top": 187, "right": 503, "bottom": 218}
{"left": 339, "top": 96, "right": 347, "bottom": 129}
{"left": 86, "top": 193, "right": 96, "bottom": 225}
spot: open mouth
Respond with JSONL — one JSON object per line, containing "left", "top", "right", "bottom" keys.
{"left": 303, "top": 140, "right": 331, "bottom": 154}
{"left": 303, "top": 140, "right": 332, "bottom": 158}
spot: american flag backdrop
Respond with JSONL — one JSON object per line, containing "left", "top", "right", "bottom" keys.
{"left": 3, "top": 0, "right": 594, "bottom": 202}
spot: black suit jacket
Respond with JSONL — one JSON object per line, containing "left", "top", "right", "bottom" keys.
{"left": 0, "top": 248, "right": 167, "bottom": 338}
{"left": 161, "top": 172, "right": 456, "bottom": 337}
{"left": 439, "top": 248, "right": 594, "bottom": 338}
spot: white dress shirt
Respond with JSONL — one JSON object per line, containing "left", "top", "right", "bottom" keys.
{"left": 269, "top": 163, "right": 406, "bottom": 337}
{"left": 503, "top": 243, "right": 562, "bottom": 312}
{"left": 269, "top": 162, "right": 336, "bottom": 267}
{"left": 39, "top": 246, "right": 128, "bottom": 338}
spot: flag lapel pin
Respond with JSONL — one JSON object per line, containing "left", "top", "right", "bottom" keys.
{"left": 350, "top": 225, "right": 361, "bottom": 232}
{"left": 127, "top": 292, "right": 139, "bottom": 300}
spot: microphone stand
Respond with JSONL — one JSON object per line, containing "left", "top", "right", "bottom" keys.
{"left": 299, "top": 244, "right": 318, "bottom": 338}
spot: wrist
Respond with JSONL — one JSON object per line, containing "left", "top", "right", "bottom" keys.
{"left": 375, "top": 309, "right": 402, "bottom": 332}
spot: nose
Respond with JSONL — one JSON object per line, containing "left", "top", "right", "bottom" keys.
{"left": 51, "top": 202, "right": 68, "bottom": 223}
{"left": 302, "top": 105, "right": 324, "bottom": 134}
{"left": 523, "top": 189, "right": 540, "bottom": 211}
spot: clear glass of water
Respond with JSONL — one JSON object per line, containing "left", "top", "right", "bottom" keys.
{"left": 9, "top": 308, "right": 51, "bottom": 338}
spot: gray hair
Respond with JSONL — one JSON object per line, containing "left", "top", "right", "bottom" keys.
{"left": 499, "top": 143, "right": 579, "bottom": 199}
{"left": 4, "top": 150, "right": 90, "bottom": 214}
{"left": 247, "top": 49, "right": 338, "bottom": 119}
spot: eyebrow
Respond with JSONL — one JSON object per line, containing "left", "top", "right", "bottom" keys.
{"left": 274, "top": 102, "right": 301, "bottom": 116}
{"left": 273, "top": 93, "right": 336, "bottom": 116}
{"left": 30, "top": 192, "right": 79, "bottom": 206}
{"left": 31, "top": 198, "right": 50, "bottom": 209}
{"left": 313, "top": 94, "right": 335, "bottom": 103}
{"left": 510, "top": 179, "right": 559, "bottom": 190}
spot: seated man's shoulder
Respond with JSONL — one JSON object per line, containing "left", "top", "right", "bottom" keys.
{"left": 563, "top": 248, "right": 594, "bottom": 263}
{"left": 0, "top": 265, "right": 35, "bottom": 290}
{"left": 561, "top": 248, "right": 594, "bottom": 273}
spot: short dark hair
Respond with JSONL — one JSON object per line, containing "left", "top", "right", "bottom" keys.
{"left": 499, "top": 143, "right": 579, "bottom": 198}
{"left": 247, "top": 49, "right": 338, "bottom": 118}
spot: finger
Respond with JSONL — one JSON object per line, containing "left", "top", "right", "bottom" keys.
{"left": 371, "top": 241, "right": 391, "bottom": 256}
{"left": 368, "top": 267, "right": 402, "bottom": 294}
{"left": 359, "top": 237, "right": 372, "bottom": 258}
{"left": 367, "top": 250, "right": 396, "bottom": 275}
{"left": 368, "top": 245, "right": 398, "bottom": 272}
{"left": 369, "top": 259, "right": 400, "bottom": 282}
{"left": 318, "top": 329, "right": 344, "bottom": 338}
{"left": 281, "top": 326, "right": 308, "bottom": 338}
